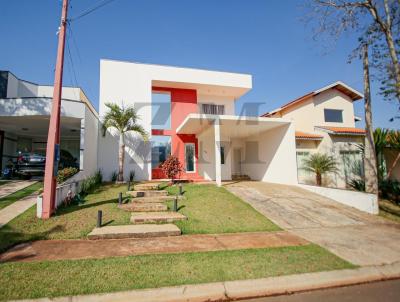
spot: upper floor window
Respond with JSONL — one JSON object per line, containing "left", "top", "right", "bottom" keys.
{"left": 152, "top": 92, "right": 171, "bottom": 129}
{"left": 202, "top": 103, "right": 225, "bottom": 115}
{"left": 324, "top": 109, "right": 343, "bottom": 123}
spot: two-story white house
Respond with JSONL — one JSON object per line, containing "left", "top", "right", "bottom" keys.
{"left": 262, "top": 82, "right": 365, "bottom": 188}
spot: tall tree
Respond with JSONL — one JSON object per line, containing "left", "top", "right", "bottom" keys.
{"left": 102, "top": 103, "right": 148, "bottom": 182}
{"left": 363, "top": 44, "right": 379, "bottom": 194}
{"left": 308, "top": 0, "right": 400, "bottom": 106}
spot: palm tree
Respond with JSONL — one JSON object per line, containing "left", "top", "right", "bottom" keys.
{"left": 302, "top": 153, "right": 338, "bottom": 186}
{"left": 102, "top": 103, "right": 148, "bottom": 182}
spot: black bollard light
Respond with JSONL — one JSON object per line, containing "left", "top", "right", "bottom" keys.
{"left": 118, "top": 192, "right": 123, "bottom": 205}
{"left": 173, "top": 196, "right": 178, "bottom": 212}
{"left": 127, "top": 181, "right": 131, "bottom": 191}
{"left": 178, "top": 183, "right": 183, "bottom": 195}
{"left": 97, "top": 210, "right": 102, "bottom": 228}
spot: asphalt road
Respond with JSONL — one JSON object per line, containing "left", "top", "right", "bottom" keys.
{"left": 243, "top": 279, "right": 400, "bottom": 302}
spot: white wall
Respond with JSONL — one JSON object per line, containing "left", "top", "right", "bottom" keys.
{"left": 242, "top": 123, "right": 298, "bottom": 185}
{"left": 299, "top": 184, "right": 379, "bottom": 214}
{"left": 80, "top": 106, "right": 99, "bottom": 177}
{"left": 6, "top": 73, "right": 18, "bottom": 98}
{"left": 197, "top": 95, "right": 235, "bottom": 115}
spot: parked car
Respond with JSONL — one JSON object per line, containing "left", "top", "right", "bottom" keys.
{"left": 15, "top": 149, "right": 78, "bottom": 177}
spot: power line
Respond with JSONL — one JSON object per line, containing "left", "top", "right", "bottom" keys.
{"left": 69, "top": 0, "right": 118, "bottom": 22}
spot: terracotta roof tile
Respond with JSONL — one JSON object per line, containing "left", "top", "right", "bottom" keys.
{"left": 295, "top": 131, "right": 323, "bottom": 140}
{"left": 317, "top": 126, "right": 366, "bottom": 135}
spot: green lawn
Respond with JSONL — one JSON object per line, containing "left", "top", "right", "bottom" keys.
{"left": 0, "top": 180, "right": 10, "bottom": 187}
{"left": 0, "top": 183, "right": 131, "bottom": 253}
{"left": 379, "top": 199, "right": 400, "bottom": 223}
{"left": 0, "top": 182, "right": 42, "bottom": 210}
{"left": 0, "top": 183, "right": 277, "bottom": 252}
{"left": 0, "top": 245, "right": 355, "bottom": 301}
{"left": 166, "top": 184, "right": 279, "bottom": 234}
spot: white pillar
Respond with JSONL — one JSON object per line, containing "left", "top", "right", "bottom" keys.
{"left": 214, "top": 118, "right": 222, "bottom": 186}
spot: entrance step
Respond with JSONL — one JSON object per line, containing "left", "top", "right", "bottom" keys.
{"left": 232, "top": 174, "right": 251, "bottom": 181}
{"left": 87, "top": 224, "right": 181, "bottom": 240}
{"left": 132, "top": 196, "right": 176, "bottom": 203}
{"left": 127, "top": 190, "right": 168, "bottom": 197}
{"left": 134, "top": 183, "right": 161, "bottom": 191}
{"left": 131, "top": 212, "right": 188, "bottom": 224}
{"left": 119, "top": 203, "right": 168, "bottom": 212}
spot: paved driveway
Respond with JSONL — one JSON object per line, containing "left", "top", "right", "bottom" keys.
{"left": 226, "top": 181, "right": 400, "bottom": 266}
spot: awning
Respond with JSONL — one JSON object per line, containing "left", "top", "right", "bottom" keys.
{"left": 295, "top": 131, "right": 323, "bottom": 140}
{"left": 176, "top": 114, "right": 291, "bottom": 138}
{"left": 315, "top": 126, "right": 366, "bottom": 136}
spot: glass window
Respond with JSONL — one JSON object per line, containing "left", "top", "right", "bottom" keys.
{"left": 152, "top": 92, "right": 171, "bottom": 129}
{"left": 185, "top": 143, "right": 195, "bottom": 172}
{"left": 324, "top": 109, "right": 343, "bottom": 123}
{"left": 296, "top": 151, "right": 311, "bottom": 180}
{"left": 340, "top": 150, "right": 364, "bottom": 183}
{"left": 151, "top": 136, "right": 171, "bottom": 169}
{"left": 202, "top": 104, "right": 225, "bottom": 115}
{"left": 220, "top": 146, "right": 225, "bottom": 165}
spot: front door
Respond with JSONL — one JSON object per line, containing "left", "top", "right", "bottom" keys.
{"left": 233, "top": 148, "right": 241, "bottom": 175}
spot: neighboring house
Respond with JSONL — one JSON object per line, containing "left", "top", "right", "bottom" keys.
{"left": 98, "top": 59, "right": 298, "bottom": 185}
{"left": 0, "top": 71, "right": 99, "bottom": 178}
{"left": 262, "top": 82, "right": 365, "bottom": 188}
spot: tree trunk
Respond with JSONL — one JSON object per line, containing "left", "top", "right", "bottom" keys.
{"left": 363, "top": 44, "right": 379, "bottom": 195}
{"left": 316, "top": 173, "right": 322, "bottom": 186}
{"left": 118, "top": 134, "right": 125, "bottom": 182}
{"left": 387, "top": 151, "right": 400, "bottom": 179}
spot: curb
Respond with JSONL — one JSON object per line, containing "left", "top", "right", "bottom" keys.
{"left": 12, "top": 262, "right": 400, "bottom": 302}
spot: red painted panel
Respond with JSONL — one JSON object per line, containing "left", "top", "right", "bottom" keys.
{"left": 151, "top": 87, "right": 203, "bottom": 180}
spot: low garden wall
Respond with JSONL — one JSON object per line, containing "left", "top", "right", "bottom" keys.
{"left": 299, "top": 184, "right": 379, "bottom": 215}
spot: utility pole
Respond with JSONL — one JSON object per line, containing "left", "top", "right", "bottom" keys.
{"left": 42, "top": 0, "right": 69, "bottom": 219}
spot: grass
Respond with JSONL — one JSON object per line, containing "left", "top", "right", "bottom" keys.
{"left": 0, "top": 183, "right": 131, "bottom": 253}
{"left": 379, "top": 199, "right": 400, "bottom": 223}
{"left": 0, "top": 244, "right": 355, "bottom": 301}
{"left": 0, "top": 182, "right": 43, "bottom": 210}
{"left": 0, "top": 183, "right": 277, "bottom": 252}
{"left": 165, "top": 184, "right": 279, "bottom": 234}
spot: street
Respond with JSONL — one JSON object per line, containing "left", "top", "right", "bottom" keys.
{"left": 244, "top": 279, "right": 400, "bottom": 302}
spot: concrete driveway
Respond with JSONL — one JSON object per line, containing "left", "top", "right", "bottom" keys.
{"left": 226, "top": 181, "right": 400, "bottom": 266}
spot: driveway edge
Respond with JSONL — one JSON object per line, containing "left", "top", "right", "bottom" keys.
{"left": 12, "top": 262, "right": 400, "bottom": 302}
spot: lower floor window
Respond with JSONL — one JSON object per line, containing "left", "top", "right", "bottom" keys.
{"left": 185, "top": 143, "right": 195, "bottom": 172}
{"left": 220, "top": 146, "right": 225, "bottom": 165}
{"left": 151, "top": 136, "right": 171, "bottom": 169}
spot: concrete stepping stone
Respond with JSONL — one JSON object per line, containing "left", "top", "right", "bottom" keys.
{"left": 127, "top": 190, "right": 168, "bottom": 197}
{"left": 133, "top": 196, "right": 175, "bottom": 203}
{"left": 119, "top": 203, "right": 168, "bottom": 212}
{"left": 131, "top": 212, "right": 188, "bottom": 224}
{"left": 134, "top": 183, "right": 161, "bottom": 191}
{"left": 87, "top": 224, "right": 181, "bottom": 240}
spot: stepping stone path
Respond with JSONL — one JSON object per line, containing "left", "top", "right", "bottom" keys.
{"left": 89, "top": 182, "right": 187, "bottom": 240}
{"left": 131, "top": 212, "right": 188, "bottom": 224}
{"left": 87, "top": 224, "right": 181, "bottom": 240}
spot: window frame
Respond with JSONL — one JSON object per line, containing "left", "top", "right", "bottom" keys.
{"left": 201, "top": 103, "right": 225, "bottom": 115}
{"left": 324, "top": 109, "right": 343, "bottom": 123}
{"left": 220, "top": 146, "right": 225, "bottom": 165}
{"left": 184, "top": 143, "right": 196, "bottom": 173}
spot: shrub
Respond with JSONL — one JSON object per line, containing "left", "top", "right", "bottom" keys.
{"left": 79, "top": 170, "right": 103, "bottom": 196}
{"left": 129, "top": 170, "right": 135, "bottom": 182}
{"left": 161, "top": 155, "right": 183, "bottom": 182}
{"left": 57, "top": 167, "right": 79, "bottom": 184}
{"left": 379, "top": 179, "right": 400, "bottom": 204}
{"left": 347, "top": 179, "right": 365, "bottom": 192}
{"left": 111, "top": 171, "right": 118, "bottom": 182}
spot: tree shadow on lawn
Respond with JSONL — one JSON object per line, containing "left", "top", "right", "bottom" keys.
{"left": 0, "top": 224, "right": 65, "bottom": 254}
{"left": 54, "top": 198, "right": 119, "bottom": 216}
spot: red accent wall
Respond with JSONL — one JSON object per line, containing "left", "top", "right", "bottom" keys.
{"left": 151, "top": 87, "right": 202, "bottom": 180}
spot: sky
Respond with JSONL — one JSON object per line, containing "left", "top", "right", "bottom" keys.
{"left": 0, "top": 0, "right": 399, "bottom": 129}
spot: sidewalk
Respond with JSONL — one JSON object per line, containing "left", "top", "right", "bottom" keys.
{"left": 0, "top": 193, "right": 37, "bottom": 228}
{"left": 0, "top": 180, "right": 37, "bottom": 199}
{"left": 11, "top": 261, "right": 400, "bottom": 302}
{"left": 0, "top": 231, "right": 307, "bottom": 262}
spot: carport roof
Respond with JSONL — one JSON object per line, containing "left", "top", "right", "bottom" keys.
{"left": 176, "top": 114, "right": 291, "bottom": 138}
